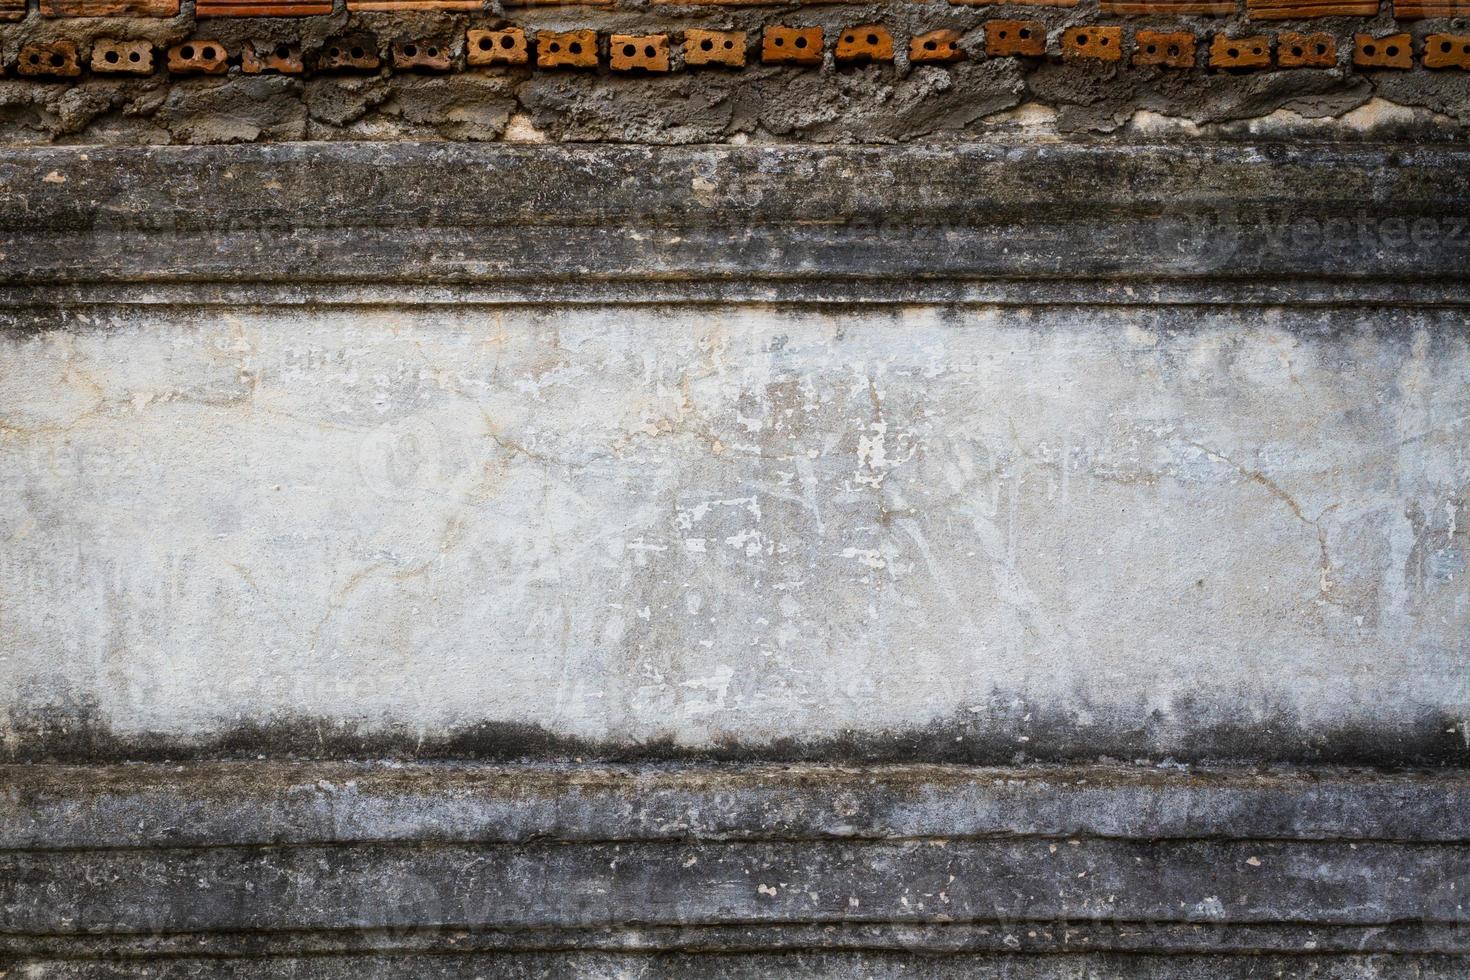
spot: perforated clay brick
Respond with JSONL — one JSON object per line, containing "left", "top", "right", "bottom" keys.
{"left": 468, "top": 28, "right": 529, "bottom": 66}
{"left": 1061, "top": 25, "right": 1122, "bottom": 61}
{"left": 762, "top": 25, "right": 823, "bottom": 66}
{"left": 835, "top": 24, "right": 894, "bottom": 63}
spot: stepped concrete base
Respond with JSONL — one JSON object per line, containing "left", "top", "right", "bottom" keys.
{"left": 2, "top": 762, "right": 1468, "bottom": 976}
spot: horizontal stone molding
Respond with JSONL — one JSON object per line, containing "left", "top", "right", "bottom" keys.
{"left": 0, "top": 762, "right": 1467, "bottom": 967}
{"left": 1, "top": 143, "right": 1469, "bottom": 289}
{"left": 7, "top": 761, "right": 1470, "bottom": 849}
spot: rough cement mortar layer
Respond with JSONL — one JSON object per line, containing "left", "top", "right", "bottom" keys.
{"left": 0, "top": 5, "right": 1467, "bottom": 142}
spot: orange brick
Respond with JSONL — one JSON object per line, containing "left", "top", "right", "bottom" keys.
{"left": 168, "top": 40, "right": 229, "bottom": 74}
{"left": 1394, "top": 0, "right": 1470, "bottom": 16}
{"left": 950, "top": 0, "right": 1076, "bottom": 6}
{"left": 538, "top": 30, "right": 598, "bottom": 68}
{"left": 347, "top": 0, "right": 479, "bottom": 9}
{"left": 320, "top": 37, "right": 381, "bottom": 71}
{"left": 910, "top": 29, "right": 965, "bottom": 63}
{"left": 1210, "top": 34, "right": 1270, "bottom": 67}
{"left": 763, "top": 25, "right": 823, "bottom": 65}
{"left": 91, "top": 39, "right": 155, "bottom": 74}
{"left": 1102, "top": 0, "right": 1234, "bottom": 13}
{"left": 242, "top": 40, "right": 303, "bottom": 74}
{"left": 197, "top": 0, "right": 330, "bottom": 14}
{"left": 391, "top": 39, "right": 454, "bottom": 71}
{"left": 348, "top": 0, "right": 476, "bottom": 7}
{"left": 610, "top": 34, "right": 670, "bottom": 71}
{"left": 835, "top": 24, "right": 894, "bottom": 63}
{"left": 18, "top": 41, "right": 81, "bottom": 78}
{"left": 1061, "top": 25, "right": 1122, "bottom": 61}
{"left": 41, "top": 0, "right": 177, "bottom": 14}
{"left": 1276, "top": 31, "right": 1335, "bottom": 67}
{"left": 468, "top": 28, "right": 530, "bottom": 66}
{"left": 684, "top": 29, "right": 746, "bottom": 67}
{"left": 1246, "top": 0, "right": 1375, "bottom": 17}
{"left": 1134, "top": 30, "right": 1196, "bottom": 67}
{"left": 0, "top": 0, "right": 21, "bottom": 20}
{"left": 985, "top": 20, "right": 1045, "bottom": 56}
{"left": 1424, "top": 33, "right": 1470, "bottom": 69}
{"left": 1353, "top": 33, "right": 1410, "bottom": 68}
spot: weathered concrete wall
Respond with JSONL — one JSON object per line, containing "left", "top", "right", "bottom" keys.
{"left": 3, "top": 302, "right": 1468, "bottom": 761}
{"left": 2, "top": 142, "right": 1468, "bottom": 976}
{"left": 2, "top": 142, "right": 1468, "bottom": 765}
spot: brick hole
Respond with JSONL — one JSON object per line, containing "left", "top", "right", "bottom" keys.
{"left": 549, "top": 42, "right": 561, "bottom": 52}
{"left": 701, "top": 38, "right": 713, "bottom": 50}
{"left": 1363, "top": 43, "right": 1375, "bottom": 55}
{"left": 203, "top": 46, "right": 216, "bottom": 59}
{"left": 180, "top": 44, "right": 194, "bottom": 58}
{"left": 569, "top": 41, "right": 582, "bottom": 54}
{"left": 724, "top": 40, "right": 733, "bottom": 48}
{"left": 998, "top": 30, "right": 1008, "bottom": 38}
{"left": 105, "top": 49, "right": 120, "bottom": 63}
{"left": 1385, "top": 44, "right": 1398, "bottom": 56}
{"left": 644, "top": 44, "right": 655, "bottom": 56}
{"left": 328, "top": 46, "right": 341, "bottom": 57}
{"left": 774, "top": 37, "right": 784, "bottom": 46}
{"left": 27, "top": 53, "right": 38, "bottom": 64}
{"left": 1291, "top": 45, "right": 1302, "bottom": 56}
{"left": 501, "top": 36, "right": 514, "bottom": 49}
{"left": 1101, "top": 37, "right": 1110, "bottom": 45}
{"left": 1146, "top": 44, "right": 1157, "bottom": 54}
{"left": 479, "top": 37, "right": 491, "bottom": 51}
{"left": 924, "top": 39, "right": 937, "bottom": 49}
{"left": 50, "top": 52, "right": 63, "bottom": 66}
{"left": 351, "top": 46, "right": 364, "bottom": 58}
{"left": 866, "top": 33, "right": 878, "bottom": 44}
{"left": 623, "top": 43, "right": 635, "bottom": 55}
{"left": 1168, "top": 44, "right": 1180, "bottom": 56}
{"left": 1077, "top": 32, "right": 1089, "bottom": 43}
{"left": 794, "top": 36, "right": 807, "bottom": 49}
{"left": 1315, "top": 43, "right": 1326, "bottom": 54}
{"left": 1228, "top": 46, "right": 1238, "bottom": 57}
{"left": 1019, "top": 28, "right": 1031, "bottom": 39}
{"left": 274, "top": 44, "right": 290, "bottom": 59}
{"left": 1464, "top": 43, "right": 1470, "bottom": 54}
{"left": 129, "top": 51, "right": 140, "bottom": 62}
{"left": 1442, "top": 40, "right": 1453, "bottom": 52}
{"left": 404, "top": 43, "right": 418, "bottom": 56}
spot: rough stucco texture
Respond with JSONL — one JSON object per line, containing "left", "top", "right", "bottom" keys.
{"left": 2, "top": 304, "right": 1467, "bottom": 758}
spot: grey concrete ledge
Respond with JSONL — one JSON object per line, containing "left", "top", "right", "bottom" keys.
{"left": 11, "top": 953, "right": 1470, "bottom": 979}
{"left": 1, "top": 142, "right": 1468, "bottom": 287}
{"left": 6, "top": 761, "right": 1470, "bottom": 850}
{"left": 13, "top": 279, "right": 1470, "bottom": 309}
{"left": 1, "top": 763, "right": 1467, "bottom": 967}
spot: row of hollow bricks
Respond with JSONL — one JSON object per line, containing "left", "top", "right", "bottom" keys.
{"left": 7, "top": 0, "right": 1467, "bottom": 21}
{"left": 6, "top": 23, "right": 1463, "bottom": 75}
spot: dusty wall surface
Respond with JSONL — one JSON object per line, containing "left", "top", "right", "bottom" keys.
{"left": 3, "top": 303, "right": 1469, "bottom": 762}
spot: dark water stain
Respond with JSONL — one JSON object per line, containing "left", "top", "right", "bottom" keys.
{"left": 6, "top": 693, "right": 1466, "bottom": 767}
